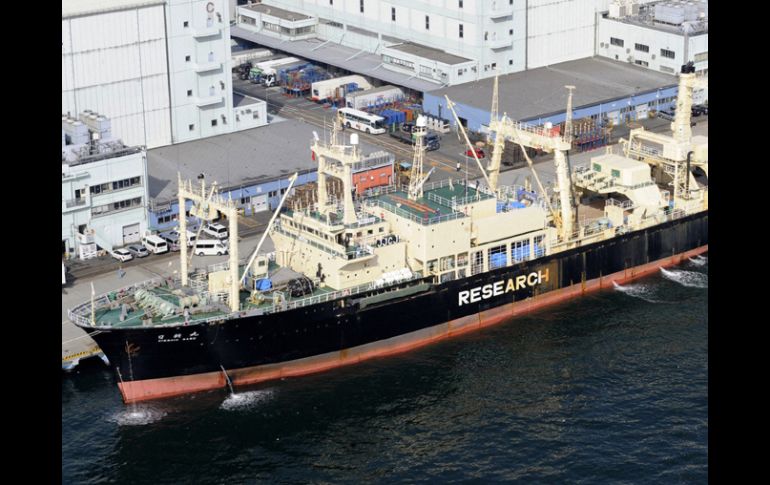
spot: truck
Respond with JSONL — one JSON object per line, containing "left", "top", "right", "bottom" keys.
{"left": 345, "top": 85, "right": 405, "bottom": 110}
{"left": 249, "top": 57, "right": 300, "bottom": 83}
{"left": 262, "top": 61, "right": 310, "bottom": 87}
{"left": 310, "top": 75, "right": 373, "bottom": 102}
{"left": 389, "top": 125, "right": 441, "bottom": 151}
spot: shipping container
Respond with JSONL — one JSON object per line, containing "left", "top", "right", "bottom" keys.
{"left": 345, "top": 85, "right": 405, "bottom": 110}
{"left": 310, "top": 75, "right": 374, "bottom": 102}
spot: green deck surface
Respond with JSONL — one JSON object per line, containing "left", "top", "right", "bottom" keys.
{"left": 93, "top": 279, "right": 340, "bottom": 328}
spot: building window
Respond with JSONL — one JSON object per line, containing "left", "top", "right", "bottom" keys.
{"left": 459, "top": 24, "right": 464, "bottom": 38}
{"left": 183, "top": 21, "right": 188, "bottom": 28}
{"left": 610, "top": 37, "right": 623, "bottom": 47}
{"left": 509, "top": 59, "right": 513, "bottom": 65}
{"left": 660, "top": 66, "right": 674, "bottom": 74}
{"left": 694, "top": 51, "right": 708, "bottom": 62}
{"left": 211, "top": 119, "right": 217, "bottom": 127}
{"left": 611, "top": 169, "right": 621, "bottom": 178}
{"left": 360, "top": 0, "right": 364, "bottom": 13}
{"left": 459, "top": 0, "right": 463, "bottom": 8}
{"left": 509, "top": 29, "right": 513, "bottom": 36}
{"left": 187, "top": 89, "right": 192, "bottom": 97}
{"left": 491, "top": 62, "right": 496, "bottom": 69}
{"left": 635, "top": 60, "right": 649, "bottom": 67}
{"left": 635, "top": 43, "right": 649, "bottom": 53}
{"left": 189, "top": 124, "right": 194, "bottom": 131}
{"left": 185, "top": 55, "right": 191, "bottom": 62}
{"left": 391, "top": 7, "right": 395, "bottom": 21}
{"left": 329, "top": 0, "right": 333, "bottom": 4}
{"left": 426, "top": 15, "right": 429, "bottom": 30}
{"left": 661, "top": 48, "right": 675, "bottom": 59}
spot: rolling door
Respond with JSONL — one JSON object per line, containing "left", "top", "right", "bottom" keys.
{"left": 122, "top": 223, "right": 140, "bottom": 244}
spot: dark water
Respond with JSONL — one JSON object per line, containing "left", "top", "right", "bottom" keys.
{"left": 62, "top": 259, "right": 708, "bottom": 484}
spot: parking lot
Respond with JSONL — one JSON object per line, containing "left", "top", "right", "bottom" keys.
{"left": 64, "top": 210, "right": 273, "bottom": 281}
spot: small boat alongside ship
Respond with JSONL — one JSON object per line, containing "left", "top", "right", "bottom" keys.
{"left": 68, "top": 64, "right": 708, "bottom": 403}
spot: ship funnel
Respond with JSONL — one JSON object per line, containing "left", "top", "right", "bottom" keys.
{"left": 350, "top": 133, "right": 359, "bottom": 145}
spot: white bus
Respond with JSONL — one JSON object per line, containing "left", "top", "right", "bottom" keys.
{"left": 337, "top": 108, "right": 386, "bottom": 135}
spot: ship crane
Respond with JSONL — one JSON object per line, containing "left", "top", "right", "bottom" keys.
{"left": 444, "top": 94, "right": 567, "bottom": 238}
{"left": 620, "top": 62, "right": 708, "bottom": 208}
{"left": 491, "top": 115, "right": 576, "bottom": 241}
{"left": 446, "top": 84, "right": 578, "bottom": 240}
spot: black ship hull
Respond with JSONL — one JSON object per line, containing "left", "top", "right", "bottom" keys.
{"left": 83, "top": 211, "right": 708, "bottom": 402}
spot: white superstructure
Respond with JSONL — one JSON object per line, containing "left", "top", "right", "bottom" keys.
{"left": 62, "top": 112, "right": 150, "bottom": 259}
{"left": 62, "top": 0, "right": 267, "bottom": 150}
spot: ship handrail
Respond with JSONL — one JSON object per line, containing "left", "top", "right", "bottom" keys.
{"left": 365, "top": 198, "right": 464, "bottom": 225}
{"left": 270, "top": 272, "right": 425, "bottom": 313}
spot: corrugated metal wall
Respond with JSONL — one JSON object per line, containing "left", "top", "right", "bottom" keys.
{"left": 61, "top": 4, "right": 172, "bottom": 149}
{"left": 526, "top": 0, "right": 610, "bottom": 69}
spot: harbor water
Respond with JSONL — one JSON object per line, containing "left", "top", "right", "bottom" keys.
{"left": 62, "top": 258, "right": 707, "bottom": 483}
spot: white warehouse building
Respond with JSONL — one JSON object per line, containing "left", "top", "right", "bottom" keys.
{"left": 235, "top": 0, "right": 614, "bottom": 86}
{"left": 62, "top": 112, "right": 150, "bottom": 259}
{"left": 597, "top": 0, "right": 708, "bottom": 76}
{"left": 62, "top": 0, "right": 267, "bottom": 150}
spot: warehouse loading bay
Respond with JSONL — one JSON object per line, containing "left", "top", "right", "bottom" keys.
{"left": 231, "top": 64, "right": 706, "bottom": 187}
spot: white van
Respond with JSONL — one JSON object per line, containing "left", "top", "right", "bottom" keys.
{"left": 193, "top": 239, "right": 228, "bottom": 256}
{"left": 142, "top": 234, "right": 169, "bottom": 254}
{"left": 203, "top": 222, "right": 228, "bottom": 240}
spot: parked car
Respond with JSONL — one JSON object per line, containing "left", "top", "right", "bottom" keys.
{"left": 193, "top": 239, "right": 229, "bottom": 256}
{"left": 111, "top": 248, "right": 134, "bottom": 262}
{"left": 691, "top": 104, "right": 708, "bottom": 117}
{"left": 158, "top": 231, "right": 180, "bottom": 251}
{"left": 203, "top": 222, "right": 229, "bottom": 240}
{"left": 169, "top": 229, "right": 197, "bottom": 247}
{"left": 465, "top": 147, "right": 485, "bottom": 159}
{"left": 141, "top": 234, "right": 169, "bottom": 254}
{"left": 657, "top": 109, "right": 676, "bottom": 121}
{"left": 126, "top": 244, "right": 149, "bottom": 258}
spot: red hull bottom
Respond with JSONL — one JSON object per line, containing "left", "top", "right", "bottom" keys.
{"left": 119, "top": 245, "right": 708, "bottom": 403}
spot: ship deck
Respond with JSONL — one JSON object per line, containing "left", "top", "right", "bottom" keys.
{"left": 90, "top": 282, "right": 339, "bottom": 329}
{"left": 367, "top": 182, "right": 493, "bottom": 224}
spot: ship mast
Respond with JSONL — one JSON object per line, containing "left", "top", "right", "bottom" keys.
{"left": 177, "top": 173, "right": 240, "bottom": 313}
{"left": 313, "top": 127, "right": 359, "bottom": 225}
{"left": 408, "top": 116, "right": 428, "bottom": 200}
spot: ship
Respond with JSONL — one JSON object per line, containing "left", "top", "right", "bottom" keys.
{"left": 69, "top": 64, "right": 708, "bottom": 404}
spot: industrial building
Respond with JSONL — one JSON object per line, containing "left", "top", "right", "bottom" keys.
{"left": 597, "top": 0, "right": 708, "bottom": 76}
{"left": 233, "top": 0, "right": 616, "bottom": 87}
{"left": 62, "top": 0, "right": 267, "bottom": 150}
{"left": 62, "top": 112, "right": 150, "bottom": 259}
{"left": 422, "top": 56, "right": 679, "bottom": 132}
{"left": 146, "top": 118, "right": 389, "bottom": 231}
